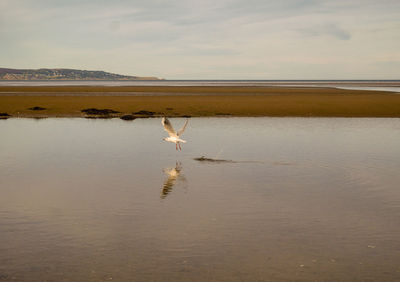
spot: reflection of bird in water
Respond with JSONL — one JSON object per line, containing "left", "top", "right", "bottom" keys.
{"left": 162, "top": 117, "right": 189, "bottom": 151}
{"left": 161, "top": 162, "right": 186, "bottom": 199}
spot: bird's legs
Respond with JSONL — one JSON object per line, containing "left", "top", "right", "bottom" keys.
{"left": 175, "top": 143, "right": 178, "bottom": 151}
{"left": 178, "top": 142, "right": 182, "bottom": 151}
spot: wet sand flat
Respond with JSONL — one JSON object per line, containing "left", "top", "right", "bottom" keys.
{"left": 1, "top": 86, "right": 400, "bottom": 117}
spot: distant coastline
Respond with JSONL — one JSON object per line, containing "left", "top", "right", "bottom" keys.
{"left": 0, "top": 68, "right": 162, "bottom": 81}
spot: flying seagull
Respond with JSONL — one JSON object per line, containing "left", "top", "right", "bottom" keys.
{"left": 162, "top": 117, "right": 188, "bottom": 151}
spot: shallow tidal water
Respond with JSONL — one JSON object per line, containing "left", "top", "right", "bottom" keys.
{"left": 1, "top": 80, "right": 399, "bottom": 93}
{"left": 1, "top": 117, "right": 400, "bottom": 281}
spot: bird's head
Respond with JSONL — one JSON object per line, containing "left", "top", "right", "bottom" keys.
{"left": 162, "top": 137, "right": 168, "bottom": 141}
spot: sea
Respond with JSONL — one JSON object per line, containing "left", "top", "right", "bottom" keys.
{"left": 0, "top": 80, "right": 399, "bottom": 93}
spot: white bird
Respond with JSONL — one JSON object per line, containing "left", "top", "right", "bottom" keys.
{"left": 162, "top": 117, "right": 188, "bottom": 151}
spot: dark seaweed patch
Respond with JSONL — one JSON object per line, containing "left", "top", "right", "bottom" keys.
{"left": 28, "top": 106, "right": 46, "bottom": 111}
{"left": 81, "top": 108, "right": 119, "bottom": 115}
{"left": 133, "top": 110, "right": 155, "bottom": 115}
{"left": 120, "top": 115, "right": 137, "bottom": 120}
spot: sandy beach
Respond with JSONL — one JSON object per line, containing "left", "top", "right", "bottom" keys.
{"left": 1, "top": 86, "right": 400, "bottom": 118}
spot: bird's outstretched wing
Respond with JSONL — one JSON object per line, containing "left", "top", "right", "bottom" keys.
{"left": 162, "top": 117, "right": 177, "bottom": 137}
{"left": 177, "top": 119, "right": 189, "bottom": 136}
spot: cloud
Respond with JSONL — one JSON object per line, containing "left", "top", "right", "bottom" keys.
{"left": 297, "top": 23, "right": 351, "bottom": 40}
{"left": 1, "top": 0, "right": 400, "bottom": 78}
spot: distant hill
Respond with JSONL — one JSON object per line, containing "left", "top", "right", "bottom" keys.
{"left": 0, "top": 68, "right": 161, "bottom": 80}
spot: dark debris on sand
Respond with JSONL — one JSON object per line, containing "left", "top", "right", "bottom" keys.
{"left": 133, "top": 110, "right": 156, "bottom": 116}
{"left": 81, "top": 108, "right": 120, "bottom": 115}
{"left": 0, "top": 113, "right": 10, "bottom": 119}
{"left": 120, "top": 115, "right": 137, "bottom": 120}
{"left": 84, "top": 116, "right": 114, "bottom": 119}
{"left": 28, "top": 106, "right": 46, "bottom": 111}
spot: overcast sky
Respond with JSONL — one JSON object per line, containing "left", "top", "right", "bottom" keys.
{"left": 1, "top": 0, "right": 399, "bottom": 79}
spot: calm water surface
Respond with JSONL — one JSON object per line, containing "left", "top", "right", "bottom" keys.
{"left": 1, "top": 118, "right": 400, "bottom": 281}
{"left": 1, "top": 80, "right": 399, "bottom": 93}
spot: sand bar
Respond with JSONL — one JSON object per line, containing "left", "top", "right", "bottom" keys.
{"left": 0, "top": 86, "right": 399, "bottom": 117}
